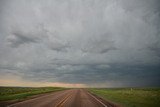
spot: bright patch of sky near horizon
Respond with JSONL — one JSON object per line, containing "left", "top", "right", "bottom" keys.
{"left": 0, "top": 0, "right": 160, "bottom": 87}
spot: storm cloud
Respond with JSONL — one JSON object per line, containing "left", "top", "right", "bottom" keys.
{"left": 0, "top": 0, "right": 160, "bottom": 87}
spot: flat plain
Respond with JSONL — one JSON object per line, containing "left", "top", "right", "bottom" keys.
{"left": 0, "top": 88, "right": 118, "bottom": 107}
{"left": 89, "top": 88, "right": 160, "bottom": 107}
{"left": 0, "top": 87, "right": 65, "bottom": 101}
{"left": 0, "top": 87, "right": 160, "bottom": 107}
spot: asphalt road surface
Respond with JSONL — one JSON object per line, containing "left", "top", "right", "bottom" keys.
{"left": 8, "top": 89, "right": 118, "bottom": 107}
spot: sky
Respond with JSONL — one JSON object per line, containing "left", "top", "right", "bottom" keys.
{"left": 0, "top": 0, "right": 160, "bottom": 88}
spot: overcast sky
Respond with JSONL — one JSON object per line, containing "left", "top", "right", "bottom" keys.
{"left": 0, "top": 0, "right": 160, "bottom": 87}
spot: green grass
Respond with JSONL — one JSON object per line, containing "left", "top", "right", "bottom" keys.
{"left": 89, "top": 88, "right": 160, "bottom": 107}
{"left": 0, "top": 87, "right": 66, "bottom": 101}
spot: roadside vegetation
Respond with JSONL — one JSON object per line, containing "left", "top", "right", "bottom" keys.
{"left": 89, "top": 88, "right": 160, "bottom": 107}
{"left": 0, "top": 87, "right": 66, "bottom": 101}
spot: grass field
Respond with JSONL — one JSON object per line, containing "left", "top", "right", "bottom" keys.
{"left": 0, "top": 87, "right": 66, "bottom": 101}
{"left": 89, "top": 88, "right": 160, "bottom": 107}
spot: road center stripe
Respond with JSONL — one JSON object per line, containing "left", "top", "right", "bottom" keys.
{"left": 55, "top": 92, "right": 73, "bottom": 107}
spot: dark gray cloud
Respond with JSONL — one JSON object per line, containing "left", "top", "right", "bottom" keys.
{"left": 7, "top": 31, "right": 38, "bottom": 47}
{"left": 0, "top": 0, "right": 160, "bottom": 87}
{"left": 81, "top": 34, "right": 117, "bottom": 53}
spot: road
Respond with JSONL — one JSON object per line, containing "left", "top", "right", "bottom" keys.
{"left": 8, "top": 89, "right": 117, "bottom": 107}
